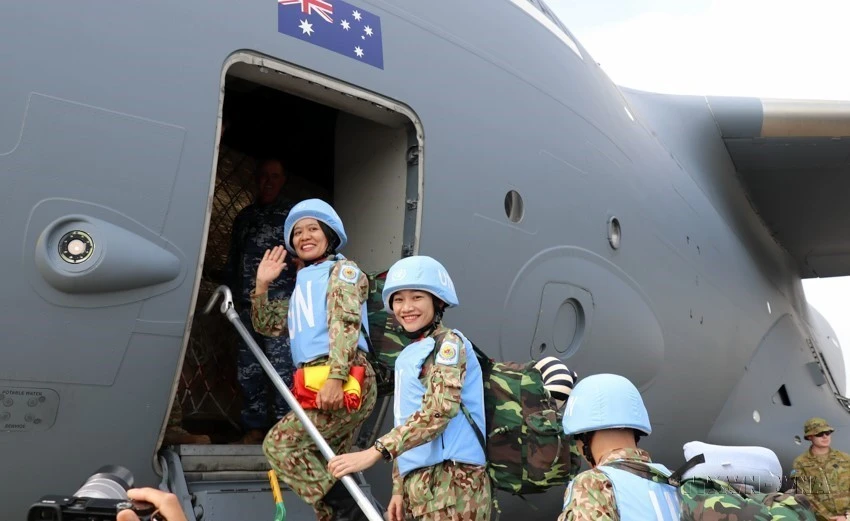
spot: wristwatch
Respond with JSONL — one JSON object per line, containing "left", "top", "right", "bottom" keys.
{"left": 374, "top": 439, "right": 393, "bottom": 461}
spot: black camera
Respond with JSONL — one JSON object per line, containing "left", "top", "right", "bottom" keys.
{"left": 28, "top": 465, "right": 159, "bottom": 521}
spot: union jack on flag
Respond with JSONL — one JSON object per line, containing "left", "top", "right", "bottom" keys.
{"left": 277, "top": 0, "right": 384, "bottom": 69}
{"left": 278, "top": 0, "right": 333, "bottom": 24}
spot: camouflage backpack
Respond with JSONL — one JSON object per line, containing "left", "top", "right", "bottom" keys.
{"left": 358, "top": 269, "right": 410, "bottom": 395}
{"left": 606, "top": 454, "right": 816, "bottom": 521}
{"left": 433, "top": 332, "right": 582, "bottom": 496}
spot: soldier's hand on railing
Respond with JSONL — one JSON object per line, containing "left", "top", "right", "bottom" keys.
{"left": 256, "top": 246, "right": 288, "bottom": 294}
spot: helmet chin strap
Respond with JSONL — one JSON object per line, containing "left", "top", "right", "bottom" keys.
{"left": 578, "top": 432, "right": 597, "bottom": 467}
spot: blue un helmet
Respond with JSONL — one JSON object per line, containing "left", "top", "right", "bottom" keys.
{"left": 382, "top": 256, "right": 459, "bottom": 314}
{"left": 561, "top": 373, "right": 651, "bottom": 437}
{"left": 283, "top": 198, "right": 348, "bottom": 255}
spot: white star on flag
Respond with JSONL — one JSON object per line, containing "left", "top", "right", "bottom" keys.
{"left": 354, "top": 46, "right": 364, "bottom": 58}
{"left": 352, "top": 10, "right": 362, "bottom": 21}
{"left": 299, "top": 19, "right": 314, "bottom": 35}
{"left": 364, "top": 25, "right": 373, "bottom": 36}
{"left": 341, "top": 20, "right": 350, "bottom": 30}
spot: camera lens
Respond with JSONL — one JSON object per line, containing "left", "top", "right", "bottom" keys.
{"left": 74, "top": 465, "right": 135, "bottom": 499}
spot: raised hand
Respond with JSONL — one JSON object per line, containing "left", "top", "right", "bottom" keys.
{"left": 255, "top": 246, "right": 288, "bottom": 293}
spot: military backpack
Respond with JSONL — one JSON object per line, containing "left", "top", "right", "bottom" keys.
{"left": 432, "top": 332, "right": 581, "bottom": 496}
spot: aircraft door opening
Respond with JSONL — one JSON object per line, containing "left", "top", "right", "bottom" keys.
{"left": 165, "top": 54, "right": 423, "bottom": 450}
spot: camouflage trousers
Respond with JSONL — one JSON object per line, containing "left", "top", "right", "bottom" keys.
{"left": 263, "top": 353, "right": 377, "bottom": 521}
{"left": 237, "top": 310, "right": 295, "bottom": 430}
{"left": 402, "top": 461, "right": 491, "bottom": 521}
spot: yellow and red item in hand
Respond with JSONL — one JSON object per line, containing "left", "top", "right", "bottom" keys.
{"left": 293, "top": 365, "right": 366, "bottom": 412}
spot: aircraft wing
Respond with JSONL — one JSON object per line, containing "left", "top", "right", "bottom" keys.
{"left": 706, "top": 97, "right": 850, "bottom": 278}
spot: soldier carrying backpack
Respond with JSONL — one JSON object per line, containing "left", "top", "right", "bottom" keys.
{"left": 329, "top": 255, "right": 582, "bottom": 520}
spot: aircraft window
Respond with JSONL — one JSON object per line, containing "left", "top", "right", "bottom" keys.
{"left": 504, "top": 190, "right": 524, "bottom": 223}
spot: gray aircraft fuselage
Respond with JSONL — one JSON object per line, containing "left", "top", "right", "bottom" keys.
{"left": 1, "top": 1, "right": 847, "bottom": 520}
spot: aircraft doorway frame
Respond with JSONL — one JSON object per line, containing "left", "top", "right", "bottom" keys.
{"left": 157, "top": 51, "right": 426, "bottom": 462}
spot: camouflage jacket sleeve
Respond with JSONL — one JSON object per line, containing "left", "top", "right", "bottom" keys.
{"left": 558, "top": 470, "right": 618, "bottom": 521}
{"left": 250, "top": 290, "right": 289, "bottom": 337}
{"left": 392, "top": 460, "right": 403, "bottom": 496}
{"left": 377, "top": 331, "right": 466, "bottom": 458}
{"left": 326, "top": 260, "right": 369, "bottom": 381}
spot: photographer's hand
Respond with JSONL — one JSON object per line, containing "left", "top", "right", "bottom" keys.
{"left": 116, "top": 488, "right": 187, "bottom": 521}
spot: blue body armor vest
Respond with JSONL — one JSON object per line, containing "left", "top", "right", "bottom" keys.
{"left": 393, "top": 329, "right": 486, "bottom": 477}
{"left": 597, "top": 463, "right": 681, "bottom": 521}
{"left": 287, "top": 258, "right": 368, "bottom": 367}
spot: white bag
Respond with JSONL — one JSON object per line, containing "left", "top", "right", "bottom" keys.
{"left": 682, "top": 441, "right": 782, "bottom": 492}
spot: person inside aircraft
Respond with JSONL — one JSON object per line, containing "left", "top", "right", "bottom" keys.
{"left": 327, "top": 255, "right": 491, "bottom": 521}
{"left": 791, "top": 417, "right": 850, "bottom": 521}
{"left": 214, "top": 157, "right": 300, "bottom": 444}
{"left": 558, "top": 373, "right": 680, "bottom": 521}
{"left": 116, "top": 488, "right": 187, "bottom": 521}
{"left": 251, "top": 198, "right": 377, "bottom": 521}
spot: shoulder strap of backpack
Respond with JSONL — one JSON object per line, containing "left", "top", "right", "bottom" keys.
{"left": 605, "top": 453, "right": 706, "bottom": 487}
{"left": 432, "top": 330, "right": 487, "bottom": 451}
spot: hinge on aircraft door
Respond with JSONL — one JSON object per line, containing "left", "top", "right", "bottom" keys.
{"left": 406, "top": 146, "right": 420, "bottom": 166}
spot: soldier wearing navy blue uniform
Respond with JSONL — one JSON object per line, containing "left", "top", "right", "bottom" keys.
{"left": 219, "top": 158, "right": 299, "bottom": 443}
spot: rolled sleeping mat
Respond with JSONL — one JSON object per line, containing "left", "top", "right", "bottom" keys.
{"left": 682, "top": 441, "right": 782, "bottom": 493}
{"left": 533, "top": 357, "right": 578, "bottom": 409}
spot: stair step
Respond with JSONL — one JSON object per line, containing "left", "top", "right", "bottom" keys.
{"left": 176, "top": 444, "right": 270, "bottom": 473}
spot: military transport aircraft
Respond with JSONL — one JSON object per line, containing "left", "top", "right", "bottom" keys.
{"left": 2, "top": 0, "right": 850, "bottom": 519}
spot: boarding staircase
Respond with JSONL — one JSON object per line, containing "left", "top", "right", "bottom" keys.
{"left": 158, "top": 286, "right": 387, "bottom": 521}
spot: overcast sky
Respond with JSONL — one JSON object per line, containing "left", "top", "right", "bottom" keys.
{"left": 545, "top": 0, "right": 850, "bottom": 368}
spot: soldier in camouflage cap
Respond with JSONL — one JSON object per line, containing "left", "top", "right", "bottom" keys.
{"left": 252, "top": 199, "right": 377, "bottom": 521}
{"left": 792, "top": 417, "right": 850, "bottom": 521}
{"left": 327, "top": 256, "right": 490, "bottom": 521}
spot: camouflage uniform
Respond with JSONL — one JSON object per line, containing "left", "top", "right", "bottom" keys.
{"left": 792, "top": 418, "right": 850, "bottom": 521}
{"left": 376, "top": 325, "right": 491, "bottom": 521}
{"left": 558, "top": 447, "right": 658, "bottom": 521}
{"left": 223, "top": 196, "right": 298, "bottom": 429}
{"left": 252, "top": 258, "right": 377, "bottom": 521}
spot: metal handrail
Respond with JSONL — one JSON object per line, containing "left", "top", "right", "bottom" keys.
{"left": 201, "top": 286, "right": 384, "bottom": 521}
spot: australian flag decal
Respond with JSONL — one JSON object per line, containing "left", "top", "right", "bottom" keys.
{"left": 278, "top": 0, "right": 384, "bottom": 69}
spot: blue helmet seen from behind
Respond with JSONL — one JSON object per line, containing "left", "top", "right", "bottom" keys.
{"left": 561, "top": 373, "right": 652, "bottom": 436}
{"left": 283, "top": 198, "right": 347, "bottom": 255}
{"left": 382, "top": 256, "right": 459, "bottom": 314}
